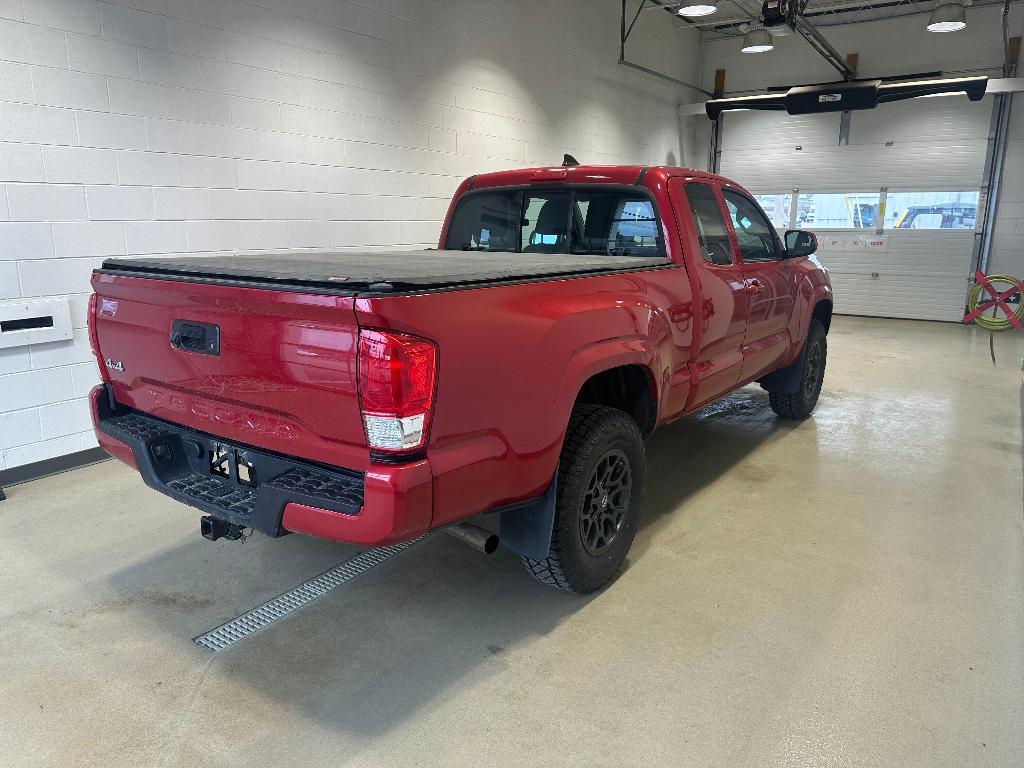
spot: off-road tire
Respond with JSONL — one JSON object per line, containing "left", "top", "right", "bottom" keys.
{"left": 769, "top": 320, "right": 827, "bottom": 419}
{"left": 522, "top": 404, "right": 645, "bottom": 593}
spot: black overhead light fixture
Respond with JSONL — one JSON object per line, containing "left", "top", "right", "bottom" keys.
{"left": 927, "top": 0, "right": 968, "bottom": 31}
{"left": 678, "top": 2, "right": 718, "bottom": 17}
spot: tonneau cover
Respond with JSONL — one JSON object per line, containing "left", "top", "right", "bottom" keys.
{"left": 100, "top": 249, "right": 671, "bottom": 293}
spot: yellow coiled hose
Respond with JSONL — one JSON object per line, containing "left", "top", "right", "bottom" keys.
{"left": 966, "top": 274, "right": 1024, "bottom": 331}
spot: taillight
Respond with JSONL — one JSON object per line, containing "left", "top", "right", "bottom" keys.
{"left": 357, "top": 329, "right": 437, "bottom": 453}
{"left": 87, "top": 293, "right": 108, "bottom": 382}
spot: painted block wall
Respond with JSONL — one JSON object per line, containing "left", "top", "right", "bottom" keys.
{"left": 0, "top": 0, "right": 699, "bottom": 470}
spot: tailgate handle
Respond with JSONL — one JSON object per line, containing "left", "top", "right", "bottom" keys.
{"left": 170, "top": 320, "right": 220, "bottom": 356}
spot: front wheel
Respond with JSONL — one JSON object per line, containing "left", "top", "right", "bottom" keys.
{"left": 769, "top": 320, "right": 827, "bottom": 419}
{"left": 521, "top": 404, "right": 645, "bottom": 593}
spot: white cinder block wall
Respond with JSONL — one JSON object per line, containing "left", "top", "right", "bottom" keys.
{"left": 0, "top": 0, "right": 700, "bottom": 471}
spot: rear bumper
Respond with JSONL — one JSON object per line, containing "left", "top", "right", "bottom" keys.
{"left": 89, "top": 385, "right": 432, "bottom": 546}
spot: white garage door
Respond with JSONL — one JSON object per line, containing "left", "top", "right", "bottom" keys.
{"left": 718, "top": 96, "right": 991, "bottom": 321}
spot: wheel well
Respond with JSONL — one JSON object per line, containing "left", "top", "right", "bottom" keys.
{"left": 575, "top": 365, "right": 656, "bottom": 437}
{"left": 812, "top": 299, "right": 833, "bottom": 333}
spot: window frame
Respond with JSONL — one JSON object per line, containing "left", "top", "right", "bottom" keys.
{"left": 444, "top": 183, "right": 667, "bottom": 257}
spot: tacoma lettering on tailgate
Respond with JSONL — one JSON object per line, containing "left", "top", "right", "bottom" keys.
{"left": 146, "top": 388, "right": 297, "bottom": 440}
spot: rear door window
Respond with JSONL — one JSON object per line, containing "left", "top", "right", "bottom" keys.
{"left": 684, "top": 183, "right": 733, "bottom": 266}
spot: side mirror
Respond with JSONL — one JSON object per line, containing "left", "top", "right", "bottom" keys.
{"left": 784, "top": 229, "right": 817, "bottom": 258}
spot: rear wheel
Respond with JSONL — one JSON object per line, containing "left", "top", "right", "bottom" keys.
{"left": 769, "top": 320, "right": 827, "bottom": 419}
{"left": 521, "top": 404, "right": 645, "bottom": 593}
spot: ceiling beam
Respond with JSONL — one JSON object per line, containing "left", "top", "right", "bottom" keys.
{"left": 792, "top": 13, "right": 857, "bottom": 79}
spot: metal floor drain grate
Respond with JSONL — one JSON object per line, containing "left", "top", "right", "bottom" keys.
{"left": 193, "top": 535, "right": 428, "bottom": 652}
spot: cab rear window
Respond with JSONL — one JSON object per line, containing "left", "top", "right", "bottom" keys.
{"left": 445, "top": 188, "right": 663, "bottom": 257}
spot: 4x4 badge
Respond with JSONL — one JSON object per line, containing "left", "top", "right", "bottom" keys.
{"left": 105, "top": 358, "right": 125, "bottom": 372}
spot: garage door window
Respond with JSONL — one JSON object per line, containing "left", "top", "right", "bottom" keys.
{"left": 886, "top": 191, "right": 980, "bottom": 229}
{"left": 795, "top": 192, "right": 879, "bottom": 229}
{"left": 753, "top": 193, "right": 792, "bottom": 229}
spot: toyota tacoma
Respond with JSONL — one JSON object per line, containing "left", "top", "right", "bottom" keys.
{"left": 87, "top": 164, "right": 832, "bottom": 593}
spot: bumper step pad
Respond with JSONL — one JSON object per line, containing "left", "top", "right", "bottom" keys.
{"left": 98, "top": 405, "right": 364, "bottom": 537}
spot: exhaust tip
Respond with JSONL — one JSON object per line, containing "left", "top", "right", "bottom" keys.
{"left": 446, "top": 523, "right": 500, "bottom": 555}
{"left": 481, "top": 533, "right": 499, "bottom": 555}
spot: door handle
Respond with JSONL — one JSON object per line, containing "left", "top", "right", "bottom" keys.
{"left": 745, "top": 279, "right": 763, "bottom": 296}
{"left": 669, "top": 304, "right": 693, "bottom": 323}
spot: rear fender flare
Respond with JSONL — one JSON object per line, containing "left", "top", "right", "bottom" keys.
{"left": 499, "top": 339, "right": 660, "bottom": 559}
{"left": 552, "top": 337, "right": 661, "bottom": 441}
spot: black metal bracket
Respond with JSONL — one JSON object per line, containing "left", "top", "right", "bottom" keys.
{"left": 791, "top": 13, "right": 855, "bottom": 81}
{"left": 618, "top": 0, "right": 713, "bottom": 97}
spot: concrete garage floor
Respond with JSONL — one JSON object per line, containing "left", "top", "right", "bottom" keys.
{"left": 1, "top": 316, "right": 1022, "bottom": 768}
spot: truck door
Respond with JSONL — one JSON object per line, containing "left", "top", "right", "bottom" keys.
{"left": 670, "top": 179, "right": 749, "bottom": 410}
{"left": 720, "top": 188, "right": 797, "bottom": 380}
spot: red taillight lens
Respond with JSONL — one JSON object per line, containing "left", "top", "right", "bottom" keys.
{"left": 357, "top": 329, "right": 437, "bottom": 452}
{"left": 87, "top": 293, "right": 108, "bottom": 382}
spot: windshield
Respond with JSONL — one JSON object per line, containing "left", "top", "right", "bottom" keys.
{"left": 444, "top": 188, "right": 663, "bottom": 256}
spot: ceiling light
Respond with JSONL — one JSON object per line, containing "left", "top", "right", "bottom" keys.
{"left": 741, "top": 25, "right": 774, "bottom": 53}
{"left": 927, "top": 0, "right": 967, "bottom": 32}
{"left": 678, "top": 3, "right": 717, "bottom": 16}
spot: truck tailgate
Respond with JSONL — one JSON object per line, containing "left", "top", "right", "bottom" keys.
{"left": 91, "top": 271, "right": 369, "bottom": 471}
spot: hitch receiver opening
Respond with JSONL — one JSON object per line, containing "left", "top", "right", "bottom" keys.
{"left": 200, "top": 515, "right": 245, "bottom": 542}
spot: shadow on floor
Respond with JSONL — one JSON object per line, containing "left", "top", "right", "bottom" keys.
{"left": 100, "top": 386, "right": 797, "bottom": 739}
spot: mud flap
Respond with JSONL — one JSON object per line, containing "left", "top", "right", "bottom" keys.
{"left": 499, "top": 473, "right": 557, "bottom": 560}
{"left": 758, "top": 337, "right": 809, "bottom": 394}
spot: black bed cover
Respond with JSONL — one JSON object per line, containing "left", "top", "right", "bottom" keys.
{"left": 100, "top": 249, "right": 672, "bottom": 294}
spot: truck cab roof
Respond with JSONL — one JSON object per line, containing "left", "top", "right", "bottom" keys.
{"left": 467, "top": 165, "right": 731, "bottom": 190}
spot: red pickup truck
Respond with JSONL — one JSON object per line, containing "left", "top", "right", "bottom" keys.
{"left": 87, "top": 165, "right": 832, "bottom": 593}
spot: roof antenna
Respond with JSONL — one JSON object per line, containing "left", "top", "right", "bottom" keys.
{"left": 562, "top": 154, "right": 579, "bottom": 167}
